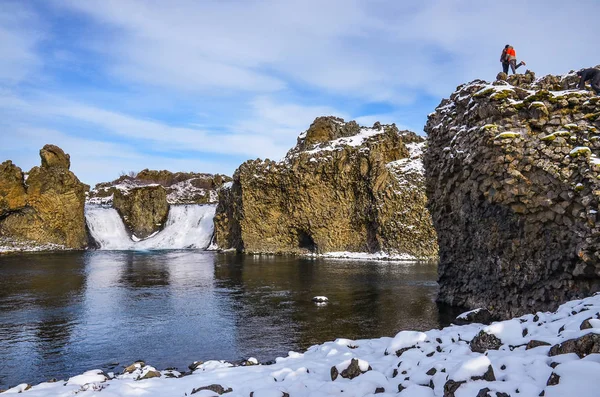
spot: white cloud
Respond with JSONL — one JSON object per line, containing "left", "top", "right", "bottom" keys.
{"left": 56, "top": 0, "right": 600, "bottom": 100}
{"left": 2, "top": 0, "right": 600, "bottom": 185}
{"left": 0, "top": 2, "right": 43, "bottom": 84}
{"left": 0, "top": 90, "right": 352, "bottom": 183}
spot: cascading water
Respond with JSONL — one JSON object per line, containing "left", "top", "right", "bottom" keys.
{"left": 85, "top": 204, "right": 216, "bottom": 250}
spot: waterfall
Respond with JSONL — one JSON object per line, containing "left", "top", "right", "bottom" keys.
{"left": 85, "top": 204, "right": 216, "bottom": 250}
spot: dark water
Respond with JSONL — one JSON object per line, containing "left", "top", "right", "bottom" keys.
{"left": 0, "top": 251, "right": 457, "bottom": 388}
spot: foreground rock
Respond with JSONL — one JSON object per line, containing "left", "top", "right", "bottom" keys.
{"left": 9, "top": 291, "right": 600, "bottom": 396}
{"left": 0, "top": 145, "right": 88, "bottom": 249}
{"left": 214, "top": 116, "right": 438, "bottom": 258}
{"left": 424, "top": 69, "right": 600, "bottom": 317}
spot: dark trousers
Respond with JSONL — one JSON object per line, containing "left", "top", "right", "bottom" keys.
{"left": 509, "top": 59, "right": 522, "bottom": 74}
{"left": 502, "top": 62, "right": 509, "bottom": 74}
{"left": 592, "top": 75, "right": 600, "bottom": 94}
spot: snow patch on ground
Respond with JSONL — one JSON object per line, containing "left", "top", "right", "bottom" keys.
{"left": 0, "top": 237, "right": 69, "bottom": 254}
{"left": 318, "top": 251, "right": 418, "bottom": 261}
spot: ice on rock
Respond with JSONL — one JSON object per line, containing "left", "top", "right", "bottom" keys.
{"left": 387, "top": 330, "right": 427, "bottom": 354}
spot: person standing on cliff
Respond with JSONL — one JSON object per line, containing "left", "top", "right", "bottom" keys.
{"left": 577, "top": 68, "right": 600, "bottom": 95}
{"left": 500, "top": 45, "right": 510, "bottom": 74}
{"left": 506, "top": 45, "right": 526, "bottom": 74}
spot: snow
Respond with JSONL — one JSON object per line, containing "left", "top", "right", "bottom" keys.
{"left": 483, "top": 319, "right": 524, "bottom": 346}
{"left": 66, "top": 370, "right": 108, "bottom": 386}
{"left": 9, "top": 293, "right": 600, "bottom": 396}
{"left": 88, "top": 177, "right": 223, "bottom": 205}
{"left": 85, "top": 204, "right": 216, "bottom": 250}
{"left": 569, "top": 146, "right": 592, "bottom": 156}
{"left": 302, "top": 127, "right": 385, "bottom": 155}
{"left": 545, "top": 361, "right": 600, "bottom": 397}
{"left": 166, "top": 179, "right": 214, "bottom": 204}
{"left": 457, "top": 308, "right": 482, "bottom": 320}
{"left": 0, "top": 237, "right": 68, "bottom": 253}
{"left": 319, "top": 251, "right": 418, "bottom": 261}
{"left": 449, "top": 355, "right": 492, "bottom": 382}
{"left": 387, "top": 331, "right": 428, "bottom": 353}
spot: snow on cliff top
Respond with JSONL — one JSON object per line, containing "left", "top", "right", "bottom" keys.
{"left": 12, "top": 288, "right": 600, "bottom": 396}
{"left": 302, "top": 126, "right": 386, "bottom": 155}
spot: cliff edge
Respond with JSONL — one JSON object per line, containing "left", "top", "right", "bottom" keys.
{"left": 424, "top": 69, "right": 600, "bottom": 316}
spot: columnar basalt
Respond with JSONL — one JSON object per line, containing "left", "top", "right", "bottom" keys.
{"left": 214, "top": 116, "right": 438, "bottom": 258}
{"left": 0, "top": 145, "right": 88, "bottom": 249}
{"left": 112, "top": 185, "right": 169, "bottom": 239}
{"left": 424, "top": 69, "right": 600, "bottom": 317}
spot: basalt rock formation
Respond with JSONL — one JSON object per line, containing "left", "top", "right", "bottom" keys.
{"left": 112, "top": 185, "right": 169, "bottom": 239}
{"left": 214, "top": 116, "right": 438, "bottom": 258}
{"left": 0, "top": 145, "right": 88, "bottom": 249}
{"left": 424, "top": 69, "right": 600, "bottom": 317}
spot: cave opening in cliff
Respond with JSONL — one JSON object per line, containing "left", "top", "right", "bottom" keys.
{"left": 297, "top": 229, "right": 318, "bottom": 253}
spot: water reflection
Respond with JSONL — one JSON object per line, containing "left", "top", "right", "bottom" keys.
{"left": 0, "top": 251, "right": 456, "bottom": 389}
{"left": 213, "top": 255, "right": 444, "bottom": 357}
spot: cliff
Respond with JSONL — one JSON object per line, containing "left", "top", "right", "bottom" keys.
{"left": 0, "top": 145, "right": 88, "bottom": 249}
{"left": 424, "top": 69, "right": 600, "bottom": 316}
{"left": 88, "top": 170, "right": 231, "bottom": 205}
{"left": 112, "top": 185, "right": 169, "bottom": 239}
{"left": 214, "top": 116, "right": 438, "bottom": 258}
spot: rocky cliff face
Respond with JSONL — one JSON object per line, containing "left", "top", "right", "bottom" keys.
{"left": 214, "top": 116, "right": 438, "bottom": 258}
{"left": 424, "top": 69, "right": 600, "bottom": 317}
{"left": 112, "top": 185, "right": 169, "bottom": 239}
{"left": 0, "top": 145, "right": 88, "bottom": 249}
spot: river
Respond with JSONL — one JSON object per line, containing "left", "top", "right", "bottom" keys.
{"left": 0, "top": 250, "right": 457, "bottom": 388}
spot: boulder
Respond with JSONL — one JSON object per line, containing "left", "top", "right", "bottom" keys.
{"left": 470, "top": 331, "right": 502, "bottom": 353}
{"left": 214, "top": 117, "right": 438, "bottom": 258}
{"left": 548, "top": 333, "right": 600, "bottom": 358}
{"left": 191, "top": 384, "right": 233, "bottom": 395}
{"left": 40, "top": 144, "right": 70, "bottom": 168}
{"left": 330, "top": 358, "right": 371, "bottom": 381}
{"left": 0, "top": 145, "right": 88, "bottom": 249}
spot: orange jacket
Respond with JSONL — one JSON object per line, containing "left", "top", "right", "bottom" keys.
{"left": 506, "top": 47, "right": 516, "bottom": 60}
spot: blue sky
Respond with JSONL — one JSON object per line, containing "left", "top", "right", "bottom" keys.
{"left": 1, "top": 0, "right": 598, "bottom": 185}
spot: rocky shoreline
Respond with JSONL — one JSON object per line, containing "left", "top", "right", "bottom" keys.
{"left": 4, "top": 293, "right": 600, "bottom": 396}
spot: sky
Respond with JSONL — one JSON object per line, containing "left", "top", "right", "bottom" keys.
{"left": 1, "top": 0, "right": 598, "bottom": 185}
